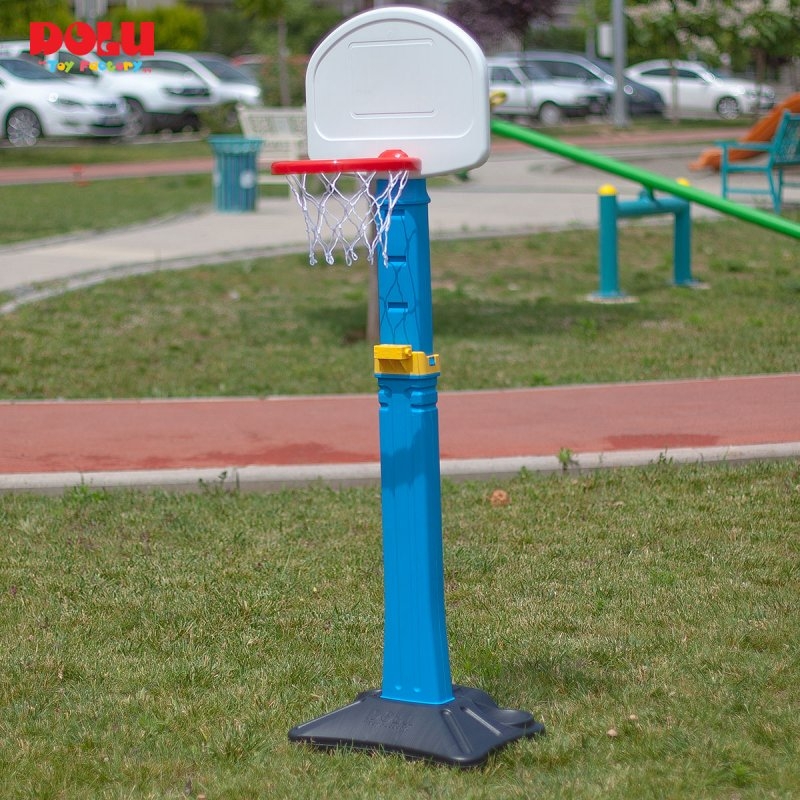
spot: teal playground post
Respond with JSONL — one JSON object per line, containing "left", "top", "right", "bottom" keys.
{"left": 594, "top": 183, "right": 699, "bottom": 301}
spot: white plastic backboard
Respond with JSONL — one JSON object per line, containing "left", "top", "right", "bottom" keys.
{"left": 305, "top": 7, "right": 490, "bottom": 177}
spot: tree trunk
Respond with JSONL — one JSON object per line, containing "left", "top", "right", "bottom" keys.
{"left": 277, "top": 16, "right": 291, "bottom": 107}
{"left": 669, "top": 59, "right": 681, "bottom": 125}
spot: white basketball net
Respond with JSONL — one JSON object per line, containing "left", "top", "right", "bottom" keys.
{"left": 284, "top": 169, "right": 410, "bottom": 266}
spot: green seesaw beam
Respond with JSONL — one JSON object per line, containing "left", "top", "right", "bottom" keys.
{"left": 490, "top": 118, "right": 800, "bottom": 240}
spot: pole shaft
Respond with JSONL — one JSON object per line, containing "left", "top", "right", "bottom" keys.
{"left": 375, "top": 178, "right": 453, "bottom": 705}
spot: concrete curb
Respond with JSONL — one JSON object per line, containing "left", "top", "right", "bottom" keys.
{"left": 3, "top": 442, "right": 798, "bottom": 495}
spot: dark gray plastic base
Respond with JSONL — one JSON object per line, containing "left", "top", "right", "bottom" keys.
{"left": 288, "top": 685, "right": 544, "bottom": 768}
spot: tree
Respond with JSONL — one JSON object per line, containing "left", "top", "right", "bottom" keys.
{"left": 626, "top": 0, "right": 800, "bottom": 120}
{"left": 446, "top": 0, "right": 560, "bottom": 51}
{"left": 0, "top": 0, "right": 71, "bottom": 39}
{"left": 714, "top": 0, "right": 800, "bottom": 80}
{"left": 626, "top": 0, "right": 800, "bottom": 79}
{"left": 105, "top": 4, "right": 206, "bottom": 51}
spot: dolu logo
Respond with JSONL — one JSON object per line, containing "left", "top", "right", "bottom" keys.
{"left": 29, "top": 21, "right": 155, "bottom": 58}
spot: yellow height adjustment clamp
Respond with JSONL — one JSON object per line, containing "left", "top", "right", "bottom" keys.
{"left": 374, "top": 344, "right": 440, "bottom": 376}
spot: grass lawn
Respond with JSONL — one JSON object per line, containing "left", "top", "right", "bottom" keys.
{"left": 0, "top": 217, "right": 797, "bottom": 399}
{"left": 0, "top": 174, "right": 212, "bottom": 246}
{"left": 0, "top": 138, "right": 213, "bottom": 168}
{"left": 1, "top": 138, "right": 798, "bottom": 795}
{"left": 1, "top": 461, "right": 798, "bottom": 798}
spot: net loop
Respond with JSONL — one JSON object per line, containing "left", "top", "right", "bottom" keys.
{"left": 284, "top": 168, "right": 410, "bottom": 267}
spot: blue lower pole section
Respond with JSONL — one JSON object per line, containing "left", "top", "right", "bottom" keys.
{"left": 378, "top": 372, "right": 453, "bottom": 704}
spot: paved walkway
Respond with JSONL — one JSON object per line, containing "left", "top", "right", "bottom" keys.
{"left": 1, "top": 132, "right": 798, "bottom": 493}
{"left": 1, "top": 135, "right": 758, "bottom": 298}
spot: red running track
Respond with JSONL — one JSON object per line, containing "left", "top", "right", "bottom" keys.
{"left": 1, "top": 375, "right": 798, "bottom": 477}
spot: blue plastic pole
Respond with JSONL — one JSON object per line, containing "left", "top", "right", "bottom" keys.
{"left": 374, "top": 178, "right": 453, "bottom": 705}
{"left": 377, "top": 179, "right": 434, "bottom": 354}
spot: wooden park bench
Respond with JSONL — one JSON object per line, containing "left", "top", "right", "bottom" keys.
{"left": 718, "top": 111, "right": 800, "bottom": 213}
{"left": 236, "top": 106, "right": 307, "bottom": 185}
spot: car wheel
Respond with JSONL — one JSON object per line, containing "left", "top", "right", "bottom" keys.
{"left": 181, "top": 112, "right": 201, "bottom": 133}
{"left": 123, "top": 98, "right": 151, "bottom": 136}
{"left": 538, "top": 102, "right": 563, "bottom": 127}
{"left": 716, "top": 96, "right": 741, "bottom": 120}
{"left": 6, "top": 108, "right": 42, "bottom": 147}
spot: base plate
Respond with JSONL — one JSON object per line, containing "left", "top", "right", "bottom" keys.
{"left": 289, "top": 685, "right": 544, "bottom": 768}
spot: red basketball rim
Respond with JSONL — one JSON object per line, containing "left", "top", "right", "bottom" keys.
{"left": 272, "top": 149, "right": 421, "bottom": 175}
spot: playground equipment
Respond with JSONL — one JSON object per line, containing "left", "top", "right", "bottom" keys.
{"left": 593, "top": 182, "right": 700, "bottom": 302}
{"left": 272, "top": 7, "right": 544, "bottom": 767}
{"left": 718, "top": 112, "right": 800, "bottom": 214}
{"left": 490, "top": 118, "right": 800, "bottom": 241}
{"left": 689, "top": 93, "right": 800, "bottom": 172}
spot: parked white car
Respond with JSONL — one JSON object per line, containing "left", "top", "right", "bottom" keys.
{"left": 136, "top": 52, "right": 262, "bottom": 107}
{"left": 488, "top": 57, "right": 604, "bottom": 125}
{"left": 55, "top": 51, "right": 215, "bottom": 135}
{"left": 0, "top": 56, "right": 127, "bottom": 146}
{"left": 0, "top": 42, "right": 214, "bottom": 135}
{"left": 626, "top": 60, "right": 775, "bottom": 120}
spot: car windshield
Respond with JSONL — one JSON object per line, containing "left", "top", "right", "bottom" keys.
{"left": 195, "top": 56, "right": 257, "bottom": 84}
{"left": 520, "top": 62, "right": 551, "bottom": 81}
{"left": 585, "top": 55, "right": 614, "bottom": 76}
{"left": 0, "top": 56, "right": 62, "bottom": 80}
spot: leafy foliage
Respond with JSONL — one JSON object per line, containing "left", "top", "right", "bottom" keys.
{"left": 0, "top": 0, "right": 71, "bottom": 38}
{"left": 446, "top": 0, "right": 560, "bottom": 50}
{"left": 236, "top": 0, "right": 286, "bottom": 21}
{"left": 104, "top": 3, "right": 206, "bottom": 52}
{"left": 626, "top": 0, "right": 800, "bottom": 75}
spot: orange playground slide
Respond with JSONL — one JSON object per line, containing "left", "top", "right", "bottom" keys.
{"left": 689, "top": 93, "right": 800, "bottom": 172}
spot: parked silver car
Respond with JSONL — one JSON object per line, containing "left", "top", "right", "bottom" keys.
{"left": 510, "top": 50, "right": 666, "bottom": 117}
{"left": 627, "top": 60, "right": 775, "bottom": 120}
{"left": 137, "top": 52, "right": 262, "bottom": 107}
{"left": 488, "top": 57, "right": 604, "bottom": 125}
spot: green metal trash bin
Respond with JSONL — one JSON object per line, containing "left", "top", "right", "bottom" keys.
{"left": 208, "top": 136, "right": 263, "bottom": 212}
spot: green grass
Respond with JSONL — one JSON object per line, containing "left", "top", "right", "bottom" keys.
{"left": 1, "top": 218, "right": 798, "bottom": 399}
{"left": 0, "top": 138, "right": 213, "bottom": 167}
{"left": 1, "top": 461, "right": 798, "bottom": 798}
{"left": 1, "top": 133, "right": 798, "bottom": 797}
{"left": 0, "top": 174, "right": 212, "bottom": 246}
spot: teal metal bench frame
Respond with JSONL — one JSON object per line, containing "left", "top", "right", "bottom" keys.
{"left": 718, "top": 111, "right": 800, "bottom": 214}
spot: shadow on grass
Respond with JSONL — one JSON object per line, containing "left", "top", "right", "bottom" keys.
{"left": 305, "top": 294, "right": 657, "bottom": 345}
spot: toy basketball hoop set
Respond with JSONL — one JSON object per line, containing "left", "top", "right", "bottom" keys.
{"left": 273, "top": 7, "right": 544, "bottom": 767}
